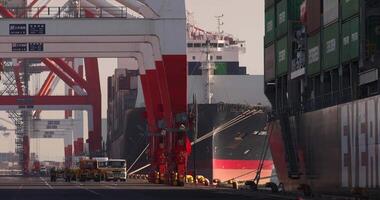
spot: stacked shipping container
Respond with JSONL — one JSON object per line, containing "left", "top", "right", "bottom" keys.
{"left": 264, "top": 0, "right": 304, "bottom": 80}
{"left": 265, "top": 0, "right": 380, "bottom": 194}
{"left": 264, "top": 0, "right": 378, "bottom": 112}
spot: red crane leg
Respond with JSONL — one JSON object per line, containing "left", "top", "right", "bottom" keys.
{"left": 22, "top": 135, "right": 30, "bottom": 174}
{"left": 0, "top": 4, "right": 15, "bottom": 18}
{"left": 153, "top": 61, "right": 174, "bottom": 183}
{"left": 38, "top": 72, "right": 55, "bottom": 96}
{"left": 84, "top": 58, "right": 102, "bottom": 155}
{"left": 65, "top": 88, "right": 73, "bottom": 119}
{"left": 141, "top": 69, "right": 168, "bottom": 183}
{"left": 42, "top": 59, "right": 82, "bottom": 90}
{"left": 159, "top": 55, "right": 188, "bottom": 185}
{"left": 13, "top": 65, "right": 23, "bottom": 96}
{"left": 51, "top": 58, "right": 89, "bottom": 91}
{"left": 33, "top": 71, "right": 56, "bottom": 118}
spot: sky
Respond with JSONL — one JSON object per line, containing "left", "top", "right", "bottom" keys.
{"left": 0, "top": 0, "right": 265, "bottom": 160}
{"left": 186, "top": 0, "right": 265, "bottom": 75}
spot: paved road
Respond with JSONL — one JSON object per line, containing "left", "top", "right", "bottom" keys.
{"left": 0, "top": 176, "right": 294, "bottom": 200}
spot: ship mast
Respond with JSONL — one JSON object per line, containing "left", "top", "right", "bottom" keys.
{"left": 201, "top": 40, "right": 215, "bottom": 104}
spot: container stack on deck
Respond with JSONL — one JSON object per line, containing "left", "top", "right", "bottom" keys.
{"left": 264, "top": 0, "right": 380, "bottom": 196}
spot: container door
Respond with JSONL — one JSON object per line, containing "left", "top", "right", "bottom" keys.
{"left": 265, "top": 44, "right": 276, "bottom": 81}
{"left": 265, "top": 6, "right": 276, "bottom": 45}
{"left": 307, "top": 33, "right": 321, "bottom": 75}
{"left": 276, "top": 0, "right": 288, "bottom": 38}
{"left": 276, "top": 36, "right": 288, "bottom": 76}
{"left": 341, "top": 0, "right": 359, "bottom": 21}
{"left": 323, "top": 0, "right": 339, "bottom": 26}
{"left": 322, "top": 22, "right": 340, "bottom": 70}
{"left": 349, "top": 17, "right": 360, "bottom": 61}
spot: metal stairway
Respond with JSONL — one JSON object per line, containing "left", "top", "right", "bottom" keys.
{"left": 279, "top": 114, "right": 301, "bottom": 179}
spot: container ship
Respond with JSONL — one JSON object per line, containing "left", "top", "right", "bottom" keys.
{"left": 264, "top": 0, "right": 380, "bottom": 195}
{"left": 107, "top": 19, "right": 273, "bottom": 182}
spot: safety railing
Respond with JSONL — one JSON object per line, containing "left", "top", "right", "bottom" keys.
{"left": 1, "top": 7, "right": 141, "bottom": 19}
{"left": 275, "top": 88, "right": 354, "bottom": 115}
{"left": 304, "top": 88, "right": 353, "bottom": 112}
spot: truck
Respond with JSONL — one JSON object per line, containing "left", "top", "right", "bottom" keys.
{"left": 93, "top": 157, "right": 108, "bottom": 181}
{"left": 76, "top": 159, "right": 102, "bottom": 182}
{"left": 105, "top": 159, "right": 127, "bottom": 182}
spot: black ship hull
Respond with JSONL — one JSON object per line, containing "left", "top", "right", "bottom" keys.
{"left": 269, "top": 94, "right": 380, "bottom": 195}
{"left": 108, "top": 104, "right": 273, "bottom": 182}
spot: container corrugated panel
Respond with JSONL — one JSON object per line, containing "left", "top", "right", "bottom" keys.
{"left": 323, "top": 0, "right": 338, "bottom": 26}
{"left": 265, "top": 44, "right": 276, "bottom": 81}
{"left": 214, "top": 62, "right": 227, "bottom": 75}
{"left": 276, "top": 0, "right": 303, "bottom": 38}
{"left": 276, "top": 36, "right": 288, "bottom": 76}
{"left": 341, "top": 16, "right": 360, "bottom": 63}
{"left": 265, "top": 6, "right": 276, "bottom": 45}
{"left": 307, "top": 33, "right": 321, "bottom": 75}
{"left": 265, "top": 0, "right": 275, "bottom": 8}
{"left": 322, "top": 22, "right": 340, "bottom": 70}
{"left": 341, "top": 0, "right": 359, "bottom": 21}
{"left": 306, "top": 0, "right": 321, "bottom": 34}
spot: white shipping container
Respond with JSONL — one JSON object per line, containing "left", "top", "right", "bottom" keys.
{"left": 323, "top": 0, "right": 339, "bottom": 26}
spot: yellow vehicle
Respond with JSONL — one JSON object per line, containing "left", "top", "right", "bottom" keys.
{"left": 77, "top": 159, "right": 102, "bottom": 182}
{"left": 105, "top": 159, "right": 127, "bottom": 182}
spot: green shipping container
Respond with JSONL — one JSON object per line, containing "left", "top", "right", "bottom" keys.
{"left": 341, "top": 0, "right": 359, "bottom": 21}
{"left": 265, "top": 6, "right": 275, "bottom": 45}
{"left": 276, "top": 36, "right": 288, "bottom": 76}
{"left": 276, "top": 0, "right": 303, "bottom": 37}
{"left": 322, "top": 22, "right": 340, "bottom": 70}
{"left": 307, "top": 33, "right": 321, "bottom": 75}
{"left": 341, "top": 17, "right": 359, "bottom": 63}
{"left": 214, "top": 62, "right": 227, "bottom": 75}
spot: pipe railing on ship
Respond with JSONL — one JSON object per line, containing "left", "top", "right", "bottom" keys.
{"left": 192, "top": 109, "right": 263, "bottom": 145}
{"left": 276, "top": 87, "right": 353, "bottom": 115}
{"left": 0, "top": 6, "right": 142, "bottom": 18}
{"left": 128, "top": 164, "right": 150, "bottom": 175}
{"left": 192, "top": 108, "right": 265, "bottom": 145}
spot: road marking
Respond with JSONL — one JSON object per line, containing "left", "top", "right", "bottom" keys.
{"left": 104, "top": 185, "right": 116, "bottom": 189}
{"left": 40, "top": 177, "right": 53, "bottom": 189}
{"left": 76, "top": 184, "right": 101, "bottom": 196}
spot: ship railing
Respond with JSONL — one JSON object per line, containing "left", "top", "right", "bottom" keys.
{"left": 304, "top": 88, "right": 353, "bottom": 112}
{"left": 0, "top": 6, "right": 141, "bottom": 19}
{"left": 274, "top": 88, "right": 353, "bottom": 115}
